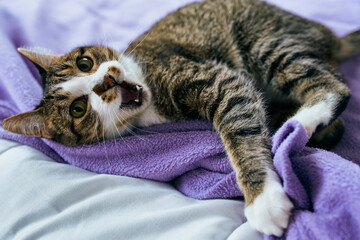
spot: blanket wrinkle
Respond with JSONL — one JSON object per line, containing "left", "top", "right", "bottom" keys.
{"left": 271, "top": 120, "right": 311, "bottom": 211}
{"left": 0, "top": 1, "right": 360, "bottom": 239}
{"left": 267, "top": 122, "right": 360, "bottom": 240}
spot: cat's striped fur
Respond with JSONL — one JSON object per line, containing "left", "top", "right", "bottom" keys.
{"left": 122, "top": 1, "right": 354, "bottom": 234}
{"left": 2, "top": 0, "right": 359, "bottom": 237}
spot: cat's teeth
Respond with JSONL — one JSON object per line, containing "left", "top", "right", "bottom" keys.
{"left": 136, "top": 85, "right": 142, "bottom": 92}
{"left": 134, "top": 98, "right": 140, "bottom": 103}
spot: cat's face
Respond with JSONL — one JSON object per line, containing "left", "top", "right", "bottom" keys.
{"left": 2, "top": 46, "right": 151, "bottom": 146}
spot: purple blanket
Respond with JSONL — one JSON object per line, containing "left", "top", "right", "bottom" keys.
{"left": 0, "top": 0, "right": 359, "bottom": 239}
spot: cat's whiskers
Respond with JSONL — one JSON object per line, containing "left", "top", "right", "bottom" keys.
{"left": 111, "top": 108, "right": 148, "bottom": 142}
{"left": 120, "top": 31, "right": 150, "bottom": 66}
{"left": 111, "top": 46, "right": 119, "bottom": 62}
{"left": 22, "top": 96, "right": 43, "bottom": 102}
{"left": 117, "top": 23, "right": 144, "bottom": 59}
{"left": 99, "top": 65, "right": 161, "bottom": 136}
{"left": 106, "top": 40, "right": 119, "bottom": 62}
{"left": 109, "top": 110, "right": 146, "bottom": 162}
{"left": 76, "top": 140, "right": 89, "bottom": 157}
{"left": 88, "top": 117, "right": 101, "bottom": 146}
{"left": 117, "top": 108, "right": 161, "bottom": 135}
{"left": 109, "top": 122, "right": 123, "bottom": 159}
{"left": 94, "top": 103, "right": 110, "bottom": 164}
{"left": 94, "top": 116, "right": 103, "bottom": 146}
{"left": 105, "top": 45, "right": 110, "bottom": 62}
{"left": 116, "top": 105, "right": 143, "bottom": 120}
{"left": 101, "top": 113, "right": 111, "bottom": 165}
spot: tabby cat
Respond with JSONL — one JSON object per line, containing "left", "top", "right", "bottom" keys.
{"left": 2, "top": 0, "right": 359, "bottom": 236}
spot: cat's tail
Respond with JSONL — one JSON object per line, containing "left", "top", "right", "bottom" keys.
{"left": 338, "top": 29, "right": 360, "bottom": 60}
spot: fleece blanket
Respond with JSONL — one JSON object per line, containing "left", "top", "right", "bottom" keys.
{"left": 0, "top": 0, "right": 359, "bottom": 239}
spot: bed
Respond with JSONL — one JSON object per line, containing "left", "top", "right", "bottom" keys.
{"left": 0, "top": 0, "right": 359, "bottom": 239}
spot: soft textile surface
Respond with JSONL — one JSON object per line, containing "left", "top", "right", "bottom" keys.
{"left": 0, "top": 0, "right": 360, "bottom": 239}
{"left": 270, "top": 120, "right": 360, "bottom": 240}
{"left": 45, "top": 121, "right": 242, "bottom": 199}
{"left": 0, "top": 138, "right": 264, "bottom": 240}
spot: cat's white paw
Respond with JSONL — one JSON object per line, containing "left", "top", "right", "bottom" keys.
{"left": 244, "top": 172, "right": 293, "bottom": 237}
{"left": 291, "top": 93, "right": 336, "bottom": 137}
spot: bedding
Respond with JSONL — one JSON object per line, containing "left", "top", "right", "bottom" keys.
{"left": 0, "top": 0, "right": 360, "bottom": 239}
{"left": 0, "top": 138, "right": 260, "bottom": 240}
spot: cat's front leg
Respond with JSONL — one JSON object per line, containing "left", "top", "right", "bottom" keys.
{"left": 210, "top": 83, "right": 294, "bottom": 237}
{"left": 242, "top": 170, "right": 293, "bottom": 237}
{"left": 172, "top": 64, "right": 294, "bottom": 237}
{"left": 222, "top": 135, "right": 293, "bottom": 237}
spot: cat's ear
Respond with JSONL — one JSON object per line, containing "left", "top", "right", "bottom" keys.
{"left": 1, "top": 108, "right": 52, "bottom": 139}
{"left": 17, "top": 47, "right": 59, "bottom": 71}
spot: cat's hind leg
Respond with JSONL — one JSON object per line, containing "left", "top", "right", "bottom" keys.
{"left": 265, "top": 50, "right": 350, "bottom": 139}
{"left": 289, "top": 73, "right": 350, "bottom": 138}
{"left": 291, "top": 92, "right": 348, "bottom": 137}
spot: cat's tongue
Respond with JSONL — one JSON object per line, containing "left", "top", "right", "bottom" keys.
{"left": 120, "top": 82, "right": 141, "bottom": 105}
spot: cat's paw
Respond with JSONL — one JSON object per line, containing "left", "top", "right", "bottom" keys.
{"left": 244, "top": 176, "right": 293, "bottom": 237}
{"left": 291, "top": 93, "right": 336, "bottom": 137}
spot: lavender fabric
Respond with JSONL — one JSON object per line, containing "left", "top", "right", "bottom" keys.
{"left": 0, "top": 0, "right": 360, "bottom": 239}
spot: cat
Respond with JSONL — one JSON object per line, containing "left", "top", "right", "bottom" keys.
{"left": 2, "top": 0, "right": 359, "bottom": 237}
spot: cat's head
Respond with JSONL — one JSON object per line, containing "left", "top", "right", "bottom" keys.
{"left": 1, "top": 46, "right": 151, "bottom": 146}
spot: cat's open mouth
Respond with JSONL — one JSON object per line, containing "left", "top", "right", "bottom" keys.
{"left": 119, "top": 80, "right": 143, "bottom": 108}
{"left": 93, "top": 74, "right": 144, "bottom": 108}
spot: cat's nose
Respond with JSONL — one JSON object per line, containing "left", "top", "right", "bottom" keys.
{"left": 103, "top": 66, "right": 121, "bottom": 91}
{"left": 104, "top": 74, "right": 116, "bottom": 90}
{"left": 92, "top": 66, "right": 122, "bottom": 96}
{"left": 108, "top": 66, "right": 121, "bottom": 80}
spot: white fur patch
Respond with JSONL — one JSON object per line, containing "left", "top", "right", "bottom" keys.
{"left": 291, "top": 93, "right": 336, "bottom": 136}
{"left": 57, "top": 55, "right": 167, "bottom": 139}
{"left": 58, "top": 60, "right": 123, "bottom": 95}
{"left": 136, "top": 105, "right": 169, "bottom": 127}
{"left": 244, "top": 170, "right": 293, "bottom": 237}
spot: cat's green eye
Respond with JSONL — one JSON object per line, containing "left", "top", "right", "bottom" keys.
{"left": 76, "top": 57, "right": 93, "bottom": 72}
{"left": 70, "top": 99, "right": 87, "bottom": 118}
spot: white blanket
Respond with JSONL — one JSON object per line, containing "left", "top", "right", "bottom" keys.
{"left": 0, "top": 138, "right": 262, "bottom": 240}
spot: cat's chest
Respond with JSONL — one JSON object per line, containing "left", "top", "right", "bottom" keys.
{"left": 136, "top": 103, "right": 170, "bottom": 128}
